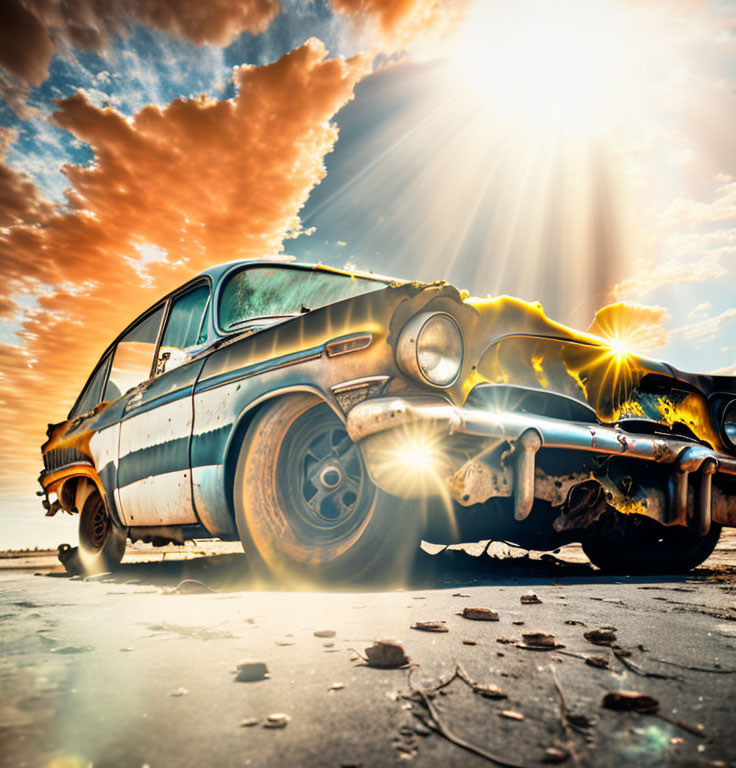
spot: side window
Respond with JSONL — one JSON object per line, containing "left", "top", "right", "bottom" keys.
{"left": 157, "top": 283, "right": 210, "bottom": 373}
{"left": 104, "top": 306, "right": 164, "bottom": 401}
{"left": 70, "top": 352, "right": 112, "bottom": 417}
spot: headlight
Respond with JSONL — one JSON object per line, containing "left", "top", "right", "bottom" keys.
{"left": 722, "top": 399, "right": 736, "bottom": 448}
{"left": 397, "top": 312, "right": 463, "bottom": 387}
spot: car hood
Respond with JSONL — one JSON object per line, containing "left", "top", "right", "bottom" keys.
{"left": 387, "top": 283, "right": 730, "bottom": 450}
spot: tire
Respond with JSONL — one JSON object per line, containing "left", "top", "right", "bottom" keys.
{"left": 582, "top": 511, "right": 721, "bottom": 574}
{"left": 77, "top": 480, "right": 127, "bottom": 575}
{"left": 233, "top": 394, "right": 420, "bottom": 585}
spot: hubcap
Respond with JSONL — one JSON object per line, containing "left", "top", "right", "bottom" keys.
{"left": 82, "top": 492, "right": 110, "bottom": 552}
{"left": 277, "top": 404, "right": 374, "bottom": 538}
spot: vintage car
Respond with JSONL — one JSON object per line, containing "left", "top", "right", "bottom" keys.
{"left": 40, "top": 257, "right": 736, "bottom": 580}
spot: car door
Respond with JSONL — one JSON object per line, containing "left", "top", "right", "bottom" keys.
{"left": 116, "top": 281, "right": 211, "bottom": 526}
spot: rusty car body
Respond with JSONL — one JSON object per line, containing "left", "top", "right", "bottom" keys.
{"left": 40, "top": 258, "right": 736, "bottom": 578}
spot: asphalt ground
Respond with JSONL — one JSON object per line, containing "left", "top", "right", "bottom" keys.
{"left": 1, "top": 538, "right": 736, "bottom": 768}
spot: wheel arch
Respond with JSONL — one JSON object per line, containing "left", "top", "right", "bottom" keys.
{"left": 221, "top": 385, "right": 345, "bottom": 524}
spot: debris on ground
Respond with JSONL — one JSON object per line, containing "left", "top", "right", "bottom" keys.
{"left": 520, "top": 593, "right": 542, "bottom": 604}
{"left": 585, "top": 656, "right": 610, "bottom": 669}
{"left": 170, "top": 687, "right": 188, "bottom": 697}
{"left": 167, "top": 579, "right": 216, "bottom": 595}
{"left": 462, "top": 639, "right": 477, "bottom": 645}
{"left": 234, "top": 660, "right": 269, "bottom": 683}
{"left": 512, "top": 620, "right": 525, "bottom": 625}
{"left": 584, "top": 628, "right": 617, "bottom": 646}
{"left": 564, "top": 620, "right": 585, "bottom": 626}
{"left": 458, "top": 607, "right": 499, "bottom": 621}
{"left": 518, "top": 632, "right": 563, "bottom": 650}
{"left": 314, "top": 629, "right": 336, "bottom": 638}
{"left": 602, "top": 690, "right": 659, "bottom": 713}
{"left": 57, "top": 543, "right": 83, "bottom": 575}
{"left": 263, "top": 713, "right": 290, "bottom": 729}
{"left": 357, "top": 640, "right": 410, "bottom": 668}
{"left": 329, "top": 682, "right": 344, "bottom": 691}
{"left": 240, "top": 718, "right": 259, "bottom": 727}
{"left": 403, "top": 665, "right": 523, "bottom": 766}
{"left": 542, "top": 746, "right": 570, "bottom": 764}
{"left": 499, "top": 710, "right": 525, "bottom": 721}
{"left": 412, "top": 620, "right": 448, "bottom": 633}
{"left": 497, "top": 637, "right": 516, "bottom": 644}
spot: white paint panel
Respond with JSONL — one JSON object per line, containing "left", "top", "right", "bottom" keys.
{"left": 192, "top": 381, "right": 241, "bottom": 437}
{"left": 89, "top": 423, "right": 120, "bottom": 469}
{"left": 118, "top": 470, "right": 197, "bottom": 526}
{"left": 119, "top": 398, "right": 192, "bottom": 458}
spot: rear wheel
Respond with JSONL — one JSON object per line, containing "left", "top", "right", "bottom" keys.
{"left": 234, "top": 395, "right": 419, "bottom": 584}
{"left": 582, "top": 511, "right": 721, "bottom": 574}
{"left": 77, "top": 482, "right": 126, "bottom": 575}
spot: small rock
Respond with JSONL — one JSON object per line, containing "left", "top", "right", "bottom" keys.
{"left": 323, "top": 642, "right": 335, "bottom": 648}
{"left": 499, "top": 710, "right": 524, "bottom": 720}
{"left": 235, "top": 660, "right": 269, "bottom": 683}
{"left": 275, "top": 641, "right": 295, "bottom": 646}
{"left": 564, "top": 619, "right": 585, "bottom": 626}
{"left": 512, "top": 620, "right": 525, "bottom": 626}
{"left": 364, "top": 639, "right": 410, "bottom": 668}
{"left": 670, "top": 737, "right": 683, "bottom": 745}
{"left": 474, "top": 683, "right": 507, "bottom": 699}
{"left": 240, "top": 717, "right": 259, "bottom": 727}
{"left": 170, "top": 687, "right": 188, "bottom": 697}
{"left": 462, "top": 639, "right": 477, "bottom": 646}
{"left": 542, "top": 746, "right": 570, "bottom": 764}
{"left": 120, "top": 647, "right": 134, "bottom": 652}
{"left": 458, "top": 607, "right": 499, "bottom": 621}
{"left": 602, "top": 690, "right": 659, "bottom": 714}
{"left": 518, "top": 632, "right": 563, "bottom": 650}
{"left": 314, "top": 630, "right": 336, "bottom": 638}
{"left": 520, "top": 593, "right": 542, "bottom": 604}
{"left": 411, "top": 621, "right": 448, "bottom": 633}
{"left": 413, "top": 722, "right": 431, "bottom": 737}
{"left": 585, "top": 656, "right": 610, "bottom": 669}
{"left": 585, "top": 629, "right": 617, "bottom": 646}
{"left": 496, "top": 637, "right": 516, "bottom": 644}
{"left": 329, "top": 683, "right": 344, "bottom": 691}
{"left": 263, "top": 713, "right": 290, "bottom": 729}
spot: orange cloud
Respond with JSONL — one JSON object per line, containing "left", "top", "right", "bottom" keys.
{"left": 0, "top": 0, "right": 279, "bottom": 92}
{"left": 0, "top": 39, "right": 369, "bottom": 495}
{"left": 330, "top": 0, "right": 468, "bottom": 50}
{"left": 0, "top": 127, "right": 53, "bottom": 227}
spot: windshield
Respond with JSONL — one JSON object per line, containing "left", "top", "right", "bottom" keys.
{"left": 218, "top": 266, "right": 387, "bottom": 331}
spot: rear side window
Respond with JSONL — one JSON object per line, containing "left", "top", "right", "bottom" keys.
{"left": 70, "top": 353, "right": 111, "bottom": 417}
{"left": 218, "top": 266, "right": 386, "bottom": 331}
{"left": 104, "top": 306, "right": 164, "bottom": 401}
{"left": 161, "top": 283, "right": 210, "bottom": 351}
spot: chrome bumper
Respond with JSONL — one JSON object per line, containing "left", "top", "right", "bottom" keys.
{"left": 346, "top": 396, "right": 736, "bottom": 532}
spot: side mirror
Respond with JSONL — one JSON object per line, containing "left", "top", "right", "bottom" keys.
{"left": 156, "top": 351, "right": 171, "bottom": 375}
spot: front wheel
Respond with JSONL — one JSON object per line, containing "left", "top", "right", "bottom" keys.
{"left": 582, "top": 510, "right": 721, "bottom": 574}
{"left": 233, "top": 395, "right": 420, "bottom": 585}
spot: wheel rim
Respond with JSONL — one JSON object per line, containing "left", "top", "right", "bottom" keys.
{"left": 276, "top": 403, "right": 375, "bottom": 549}
{"left": 80, "top": 492, "right": 110, "bottom": 553}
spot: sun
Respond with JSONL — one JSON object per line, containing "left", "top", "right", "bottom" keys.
{"left": 446, "top": 0, "right": 648, "bottom": 134}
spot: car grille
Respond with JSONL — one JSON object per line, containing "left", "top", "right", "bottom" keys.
{"left": 43, "top": 446, "right": 90, "bottom": 472}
